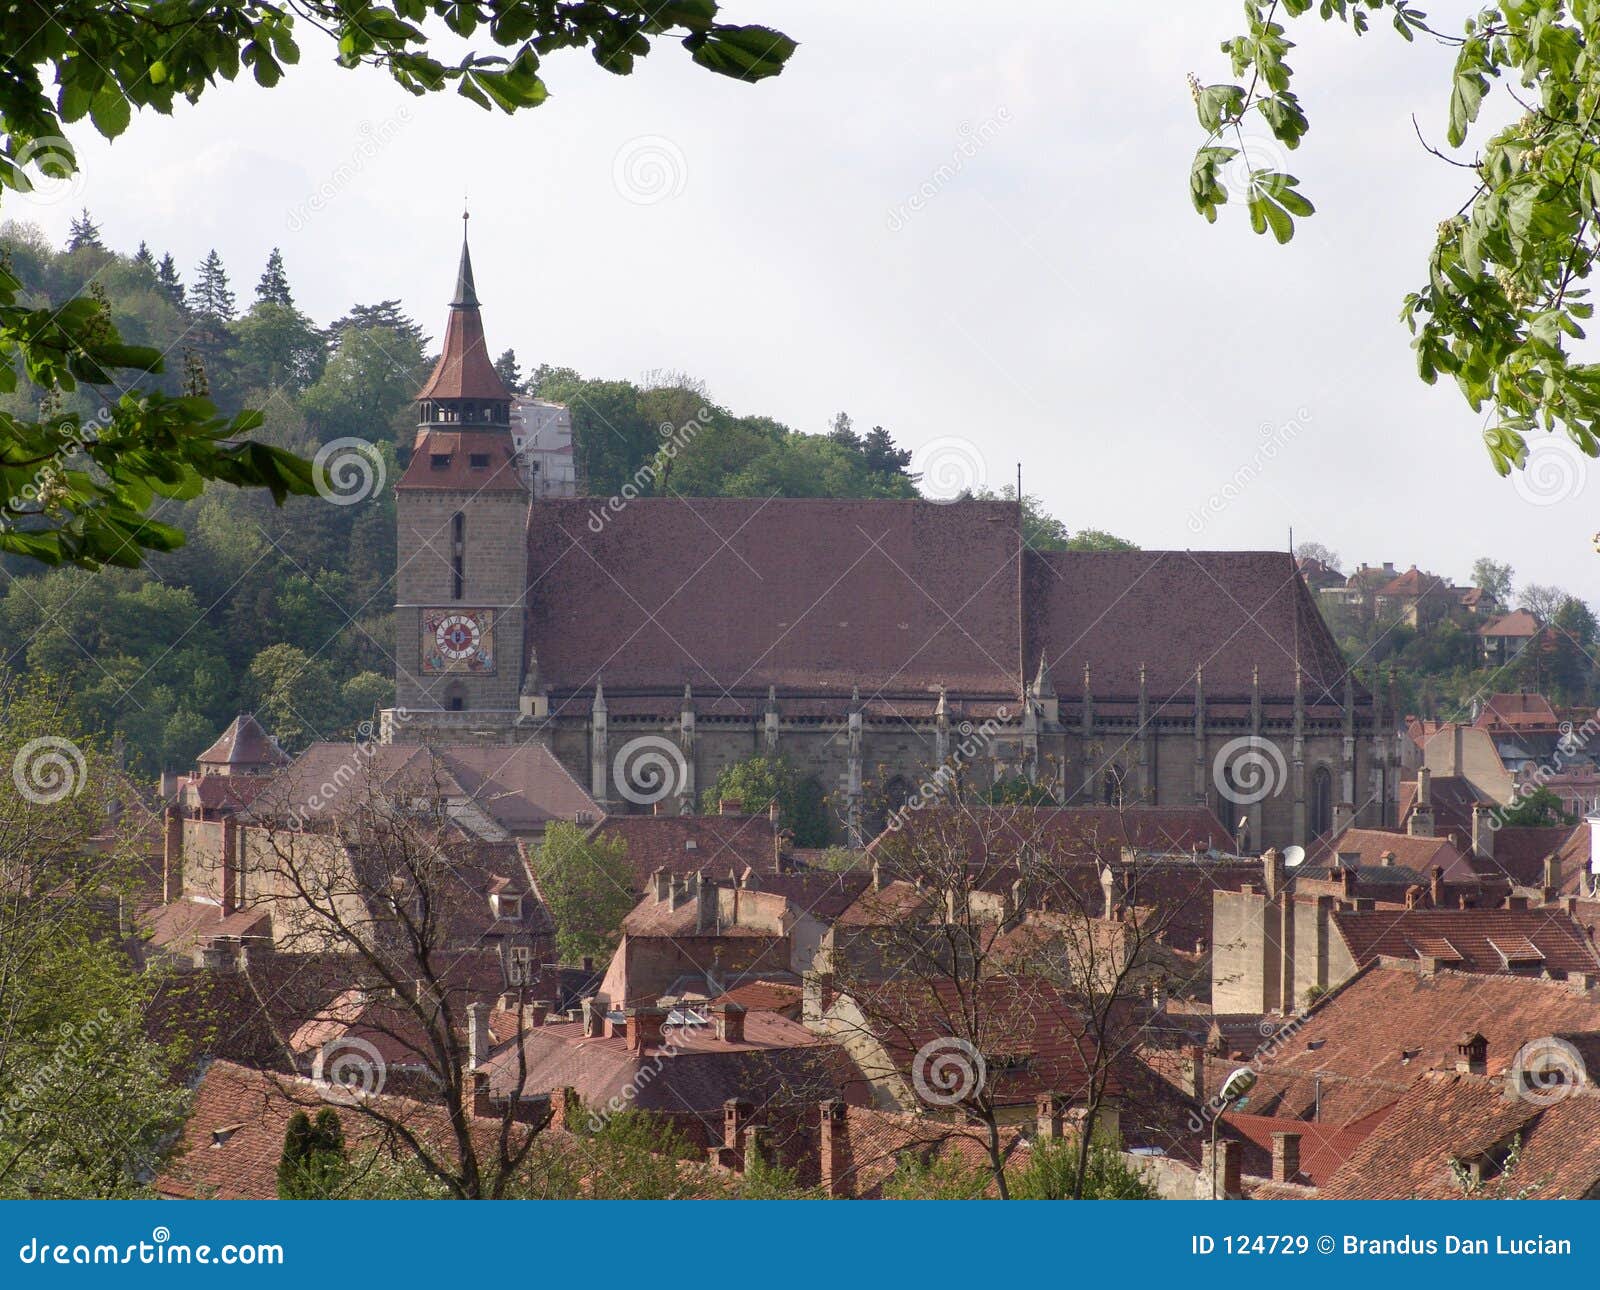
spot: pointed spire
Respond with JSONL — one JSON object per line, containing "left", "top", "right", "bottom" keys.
{"left": 935, "top": 685, "right": 949, "bottom": 718}
{"left": 765, "top": 684, "right": 778, "bottom": 714}
{"left": 452, "top": 207, "right": 479, "bottom": 309}
{"left": 1032, "top": 655, "right": 1054, "bottom": 698}
{"left": 681, "top": 681, "right": 693, "bottom": 710}
{"left": 592, "top": 680, "right": 607, "bottom": 713}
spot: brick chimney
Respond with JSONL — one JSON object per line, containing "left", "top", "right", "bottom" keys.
{"left": 527, "top": 999, "right": 550, "bottom": 1028}
{"left": 162, "top": 806, "right": 184, "bottom": 903}
{"left": 652, "top": 868, "right": 670, "bottom": 902}
{"left": 1199, "top": 1138, "right": 1242, "bottom": 1199}
{"left": 713, "top": 1001, "right": 746, "bottom": 1044}
{"left": 1185, "top": 1045, "right": 1206, "bottom": 1101}
{"left": 466, "top": 1001, "right": 490, "bottom": 1070}
{"left": 1544, "top": 852, "right": 1564, "bottom": 900}
{"left": 626, "top": 1006, "right": 667, "bottom": 1052}
{"left": 802, "top": 970, "right": 835, "bottom": 1023}
{"left": 1405, "top": 885, "right": 1423, "bottom": 909}
{"left": 1456, "top": 1031, "right": 1488, "bottom": 1075}
{"left": 819, "top": 1100, "right": 851, "bottom": 1197}
{"left": 1338, "top": 864, "right": 1357, "bottom": 899}
{"left": 1271, "top": 1131, "right": 1302, "bottom": 1183}
{"left": 1099, "top": 864, "right": 1119, "bottom": 919}
{"left": 1430, "top": 864, "right": 1445, "bottom": 907}
{"left": 1410, "top": 768, "right": 1435, "bottom": 836}
{"left": 1035, "top": 1092, "right": 1068, "bottom": 1140}
{"left": 695, "top": 873, "right": 718, "bottom": 934}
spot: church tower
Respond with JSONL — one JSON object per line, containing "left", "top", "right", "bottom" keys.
{"left": 393, "top": 216, "right": 528, "bottom": 727}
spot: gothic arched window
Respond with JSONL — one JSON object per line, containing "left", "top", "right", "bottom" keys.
{"left": 1311, "top": 766, "right": 1334, "bottom": 838}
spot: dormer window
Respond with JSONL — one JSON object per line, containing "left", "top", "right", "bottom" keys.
{"left": 469, "top": 453, "right": 490, "bottom": 470}
{"left": 431, "top": 453, "right": 451, "bottom": 470}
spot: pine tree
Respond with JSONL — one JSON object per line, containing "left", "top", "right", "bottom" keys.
{"left": 132, "top": 241, "right": 156, "bottom": 275}
{"left": 329, "top": 299, "right": 425, "bottom": 351}
{"left": 276, "top": 1108, "right": 347, "bottom": 1199}
{"left": 828, "top": 410, "right": 861, "bottom": 451}
{"left": 66, "top": 208, "right": 103, "bottom": 251}
{"left": 155, "top": 253, "right": 186, "bottom": 310}
{"left": 191, "top": 249, "right": 236, "bottom": 322}
{"left": 494, "top": 347, "right": 522, "bottom": 390}
{"left": 255, "top": 247, "right": 293, "bottom": 307}
{"left": 861, "top": 424, "right": 913, "bottom": 477}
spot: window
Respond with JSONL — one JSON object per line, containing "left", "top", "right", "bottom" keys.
{"left": 1102, "top": 765, "right": 1126, "bottom": 807}
{"left": 452, "top": 512, "right": 465, "bottom": 542}
{"left": 508, "top": 945, "right": 532, "bottom": 985}
{"left": 469, "top": 453, "right": 490, "bottom": 469}
{"left": 1311, "top": 766, "right": 1333, "bottom": 838}
{"left": 430, "top": 453, "right": 451, "bottom": 470}
{"left": 452, "top": 554, "right": 463, "bottom": 600}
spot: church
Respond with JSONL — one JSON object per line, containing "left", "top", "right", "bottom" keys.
{"left": 387, "top": 226, "right": 1397, "bottom": 847}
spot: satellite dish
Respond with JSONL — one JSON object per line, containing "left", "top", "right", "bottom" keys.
{"left": 1283, "top": 844, "right": 1306, "bottom": 869}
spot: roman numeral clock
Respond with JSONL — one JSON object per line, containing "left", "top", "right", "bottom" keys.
{"left": 421, "top": 608, "right": 495, "bottom": 674}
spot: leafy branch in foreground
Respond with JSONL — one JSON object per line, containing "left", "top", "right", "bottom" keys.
{"left": 0, "top": 2, "right": 797, "bottom": 569}
{"left": 1191, "top": 1, "right": 1600, "bottom": 478}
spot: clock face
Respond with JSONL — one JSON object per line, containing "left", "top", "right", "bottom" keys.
{"left": 434, "top": 614, "right": 482, "bottom": 660}
{"left": 420, "top": 608, "right": 494, "bottom": 674}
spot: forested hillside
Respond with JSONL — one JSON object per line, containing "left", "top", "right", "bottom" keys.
{"left": 0, "top": 218, "right": 1116, "bottom": 775}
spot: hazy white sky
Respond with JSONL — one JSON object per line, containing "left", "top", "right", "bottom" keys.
{"left": 16, "top": 2, "right": 1597, "bottom": 598}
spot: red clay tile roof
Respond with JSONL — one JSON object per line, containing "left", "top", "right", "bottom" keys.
{"left": 414, "top": 237, "right": 512, "bottom": 403}
{"left": 397, "top": 429, "right": 525, "bottom": 492}
{"left": 1331, "top": 907, "right": 1600, "bottom": 975}
{"left": 1223, "top": 1108, "right": 1389, "bottom": 1187}
{"left": 196, "top": 714, "right": 289, "bottom": 770}
{"left": 1475, "top": 692, "right": 1561, "bottom": 730}
{"left": 1484, "top": 825, "right": 1584, "bottom": 889}
{"left": 1478, "top": 610, "right": 1542, "bottom": 638}
{"left": 1306, "top": 827, "right": 1472, "bottom": 880}
{"left": 822, "top": 1104, "right": 1023, "bottom": 1198}
{"left": 1246, "top": 963, "right": 1600, "bottom": 1127}
{"left": 711, "top": 980, "right": 804, "bottom": 1015}
{"left": 590, "top": 813, "right": 784, "bottom": 889}
{"left": 1319, "top": 1069, "right": 1600, "bottom": 1198}
{"left": 139, "top": 899, "right": 271, "bottom": 957}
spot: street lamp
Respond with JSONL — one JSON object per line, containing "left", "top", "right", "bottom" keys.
{"left": 1209, "top": 1066, "right": 1257, "bottom": 1199}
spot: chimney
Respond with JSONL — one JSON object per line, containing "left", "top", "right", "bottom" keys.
{"left": 723, "top": 1097, "right": 752, "bottom": 1157}
{"left": 768, "top": 799, "right": 781, "bottom": 824}
{"left": 580, "top": 995, "right": 604, "bottom": 1039}
{"left": 527, "top": 999, "right": 550, "bottom": 1028}
{"left": 1544, "top": 854, "right": 1564, "bottom": 901}
{"left": 162, "top": 806, "right": 184, "bottom": 903}
{"left": 802, "top": 970, "right": 835, "bottom": 1023}
{"left": 549, "top": 1086, "right": 580, "bottom": 1133}
{"left": 468, "top": 1068, "right": 493, "bottom": 1119}
{"left": 871, "top": 859, "right": 885, "bottom": 892}
{"left": 1380, "top": 850, "right": 1397, "bottom": 867}
{"left": 1405, "top": 885, "right": 1423, "bottom": 910}
{"left": 1418, "top": 766, "right": 1432, "bottom": 806}
{"left": 1471, "top": 802, "right": 1495, "bottom": 861}
{"left": 1456, "top": 1031, "right": 1488, "bottom": 1075}
{"left": 1263, "top": 847, "right": 1286, "bottom": 901}
{"left": 1099, "top": 864, "right": 1119, "bottom": 919}
{"left": 1331, "top": 801, "right": 1354, "bottom": 836}
{"left": 1338, "top": 864, "right": 1357, "bottom": 899}
{"left": 1271, "top": 1131, "right": 1302, "bottom": 1184}
{"left": 713, "top": 1001, "right": 746, "bottom": 1044}
{"left": 1430, "top": 864, "right": 1445, "bottom": 907}
{"left": 1199, "top": 1139, "right": 1242, "bottom": 1199}
{"left": 1449, "top": 726, "right": 1464, "bottom": 777}
{"left": 219, "top": 816, "right": 239, "bottom": 916}
{"left": 718, "top": 797, "right": 743, "bottom": 816}
{"left": 626, "top": 1006, "right": 667, "bottom": 1052}
{"left": 819, "top": 1100, "right": 850, "bottom": 1197}
{"left": 1185, "top": 1045, "right": 1205, "bottom": 1102}
{"left": 653, "top": 868, "right": 670, "bottom": 903}
{"left": 695, "top": 873, "right": 717, "bottom": 934}
{"left": 1035, "top": 1092, "right": 1068, "bottom": 1140}
{"left": 668, "top": 875, "right": 688, "bottom": 911}
{"left": 466, "top": 1001, "right": 490, "bottom": 1070}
